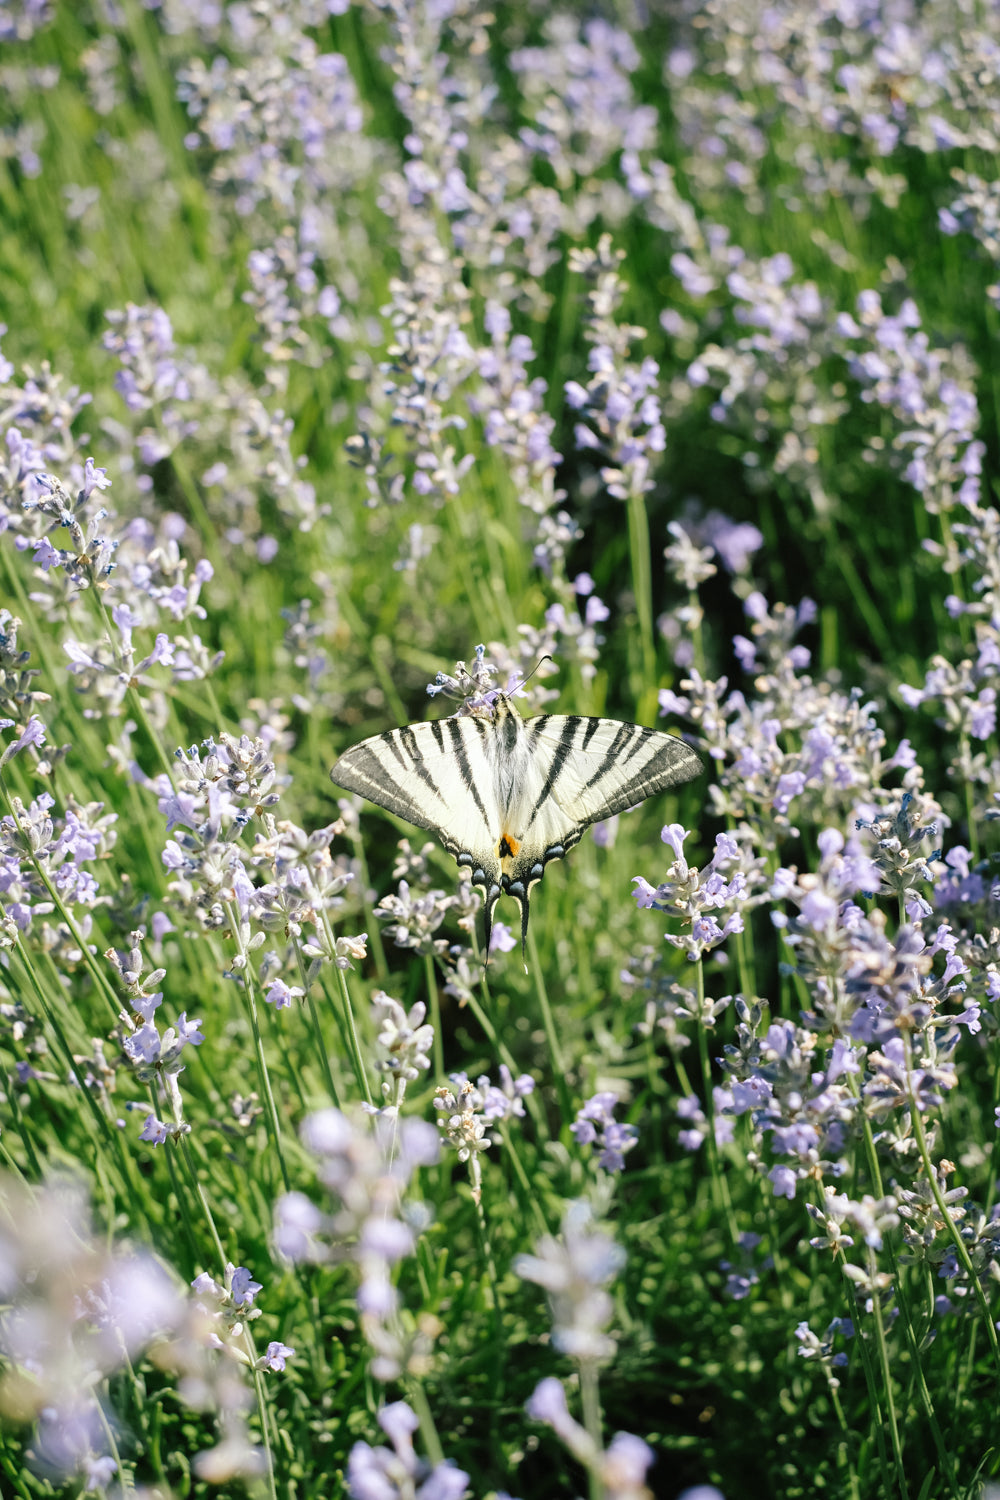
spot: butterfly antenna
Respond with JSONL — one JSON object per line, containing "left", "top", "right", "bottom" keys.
{"left": 512, "top": 653, "right": 553, "bottom": 694}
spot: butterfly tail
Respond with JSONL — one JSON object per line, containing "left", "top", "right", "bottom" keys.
{"left": 512, "top": 886, "right": 531, "bottom": 974}
{"left": 482, "top": 882, "right": 502, "bottom": 968}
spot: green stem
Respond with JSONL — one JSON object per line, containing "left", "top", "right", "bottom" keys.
{"left": 498, "top": 1122, "right": 550, "bottom": 1237}
{"left": 94, "top": 1395, "right": 129, "bottom": 1495}
{"left": 958, "top": 733, "right": 979, "bottom": 861}
{"left": 526, "top": 925, "right": 572, "bottom": 1126}
{"left": 179, "top": 1135, "right": 227, "bottom": 1269}
{"left": 155, "top": 1097, "right": 201, "bottom": 1268}
{"left": 464, "top": 969, "right": 546, "bottom": 1136}
{"left": 90, "top": 590, "right": 181, "bottom": 787}
{"left": 223, "top": 901, "right": 290, "bottom": 1194}
{"left": 892, "top": 1270, "right": 959, "bottom": 1499}
{"left": 687, "top": 586, "right": 706, "bottom": 678}
{"left": 0, "top": 1132, "right": 30, "bottom": 1182}
{"left": 0, "top": 1062, "right": 41, "bottom": 1177}
{"left": 10, "top": 934, "right": 145, "bottom": 1213}
{"left": 692, "top": 958, "right": 737, "bottom": 1241}
{"left": 406, "top": 1379, "right": 444, "bottom": 1469}
{"left": 424, "top": 950, "right": 444, "bottom": 1081}
{"left": 579, "top": 1361, "right": 604, "bottom": 1500}
{"left": 905, "top": 1040, "right": 1000, "bottom": 1374}
{"left": 864, "top": 1245, "right": 910, "bottom": 1500}
{"left": 296, "top": 941, "right": 342, "bottom": 1107}
{"left": 337, "top": 592, "right": 409, "bottom": 724}
{"left": 852, "top": 1080, "right": 956, "bottom": 1492}
{"left": 626, "top": 486, "right": 657, "bottom": 721}
{"left": 825, "top": 1232, "right": 892, "bottom": 1499}
{"left": 333, "top": 962, "right": 374, "bottom": 1108}
{"left": 826, "top": 1381, "right": 861, "bottom": 1500}
{"left": 347, "top": 824, "right": 388, "bottom": 982}
{"left": 245, "top": 1353, "right": 279, "bottom": 1500}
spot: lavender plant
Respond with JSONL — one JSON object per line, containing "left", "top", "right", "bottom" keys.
{"left": 2, "top": 2, "right": 1000, "bottom": 1497}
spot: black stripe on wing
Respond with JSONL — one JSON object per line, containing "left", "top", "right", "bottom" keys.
{"left": 522, "top": 715, "right": 705, "bottom": 828}
{"left": 583, "top": 734, "right": 703, "bottom": 818}
{"left": 581, "top": 721, "right": 638, "bottom": 794}
{"left": 445, "top": 717, "right": 490, "bottom": 825}
{"left": 330, "top": 730, "right": 450, "bottom": 837}
{"left": 398, "top": 725, "right": 445, "bottom": 801}
{"left": 526, "top": 714, "right": 583, "bottom": 826}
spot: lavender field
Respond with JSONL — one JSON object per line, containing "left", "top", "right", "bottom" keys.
{"left": 2, "top": 1, "right": 1000, "bottom": 1497}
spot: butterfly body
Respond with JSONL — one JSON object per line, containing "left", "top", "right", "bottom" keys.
{"left": 330, "top": 693, "right": 703, "bottom": 958}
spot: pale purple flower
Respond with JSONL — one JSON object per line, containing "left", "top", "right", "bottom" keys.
{"left": 273, "top": 1191, "right": 323, "bottom": 1263}
{"left": 631, "top": 876, "right": 660, "bottom": 909}
{"left": 176, "top": 1013, "right": 204, "bottom": 1047}
{"left": 525, "top": 1375, "right": 576, "bottom": 1436}
{"left": 769, "top": 1165, "right": 798, "bottom": 1200}
{"left": 124, "top": 1024, "right": 160, "bottom": 1064}
{"left": 346, "top": 1399, "right": 469, "bottom": 1500}
{"left": 661, "top": 823, "right": 690, "bottom": 864}
{"left": 515, "top": 1201, "right": 625, "bottom": 1364}
{"left": 571, "top": 1093, "right": 638, "bottom": 1172}
{"left": 139, "top": 1115, "right": 168, "bottom": 1146}
{"left": 229, "top": 1265, "right": 262, "bottom": 1308}
{"left": 489, "top": 920, "right": 517, "bottom": 954}
{"left": 265, "top": 979, "right": 300, "bottom": 1010}
{"left": 260, "top": 1341, "right": 294, "bottom": 1372}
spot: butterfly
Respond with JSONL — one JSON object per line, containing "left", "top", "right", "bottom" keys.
{"left": 329, "top": 693, "right": 704, "bottom": 961}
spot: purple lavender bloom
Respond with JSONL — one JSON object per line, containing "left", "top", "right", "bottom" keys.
{"left": 346, "top": 1398, "right": 469, "bottom": 1500}
{"left": 703, "top": 512, "right": 764, "bottom": 573}
{"left": 124, "top": 1024, "right": 160, "bottom": 1065}
{"left": 176, "top": 1013, "right": 204, "bottom": 1047}
{"left": 478, "top": 1065, "right": 535, "bottom": 1121}
{"left": 139, "top": 1115, "right": 168, "bottom": 1146}
{"left": 771, "top": 1123, "right": 819, "bottom": 1155}
{"left": 0, "top": 713, "right": 46, "bottom": 768}
{"left": 525, "top": 1375, "right": 572, "bottom": 1430}
{"left": 273, "top": 1191, "right": 323, "bottom": 1263}
{"left": 661, "top": 823, "right": 690, "bottom": 863}
{"left": 769, "top": 1165, "right": 797, "bottom": 1200}
{"left": 489, "top": 921, "right": 518, "bottom": 955}
{"left": 359, "top": 1217, "right": 414, "bottom": 1263}
{"left": 261, "top": 1341, "right": 294, "bottom": 1372}
{"left": 265, "top": 979, "right": 299, "bottom": 1010}
{"left": 631, "top": 876, "right": 661, "bottom": 909}
{"left": 731, "top": 1076, "right": 773, "bottom": 1115}
{"left": 571, "top": 1092, "right": 638, "bottom": 1172}
{"left": 229, "top": 1265, "right": 262, "bottom": 1308}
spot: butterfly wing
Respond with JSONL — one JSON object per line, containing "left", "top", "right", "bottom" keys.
{"left": 331, "top": 705, "right": 704, "bottom": 964}
{"left": 496, "top": 714, "right": 705, "bottom": 949}
{"left": 525, "top": 714, "right": 705, "bottom": 830}
{"left": 329, "top": 716, "right": 508, "bottom": 939}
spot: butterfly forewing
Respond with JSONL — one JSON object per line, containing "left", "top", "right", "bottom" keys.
{"left": 329, "top": 717, "right": 502, "bottom": 871}
{"left": 330, "top": 697, "right": 704, "bottom": 960}
{"left": 527, "top": 714, "right": 706, "bottom": 827}
{"left": 500, "top": 715, "right": 705, "bottom": 931}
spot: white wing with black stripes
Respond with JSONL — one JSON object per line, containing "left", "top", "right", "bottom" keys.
{"left": 330, "top": 693, "right": 704, "bottom": 960}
